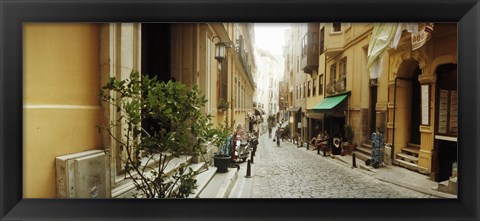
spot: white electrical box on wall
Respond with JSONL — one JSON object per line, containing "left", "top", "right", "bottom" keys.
{"left": 55, "top": 149, "right": 111, "bottom": 198}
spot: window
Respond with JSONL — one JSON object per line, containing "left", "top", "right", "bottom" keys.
{"left": 296, "top": 86, "right": 299, "bottom": 100}
{"left": 320, "top": 28, "right": 325, "bottom": 54}
{"left": 319, "top": 74, "right": 324, "bottom": 95}
{"left": 234, "top": 77, "right": 238, "bottom": 109}
{"left": 339, "top": 57, "right": 347, "bottom": 78}
{"left": 339, "top": 58, "right": 347, "bottom": 90}
{"left": 235, "top": 23, "right": 240, "bottom": 42}
{"left": 332, "top": 23, "right": 342, "bottom": 33}
{"left": 308, "top": 81, "right": 311, "bottom": 97}
{"left": 300, "top": 84, "right": 303, "bottom": 99}
{"left": 330, "top": 64, "right": 336, "bottom": 83}
{"left": 302, "top": 34, "right": 307, "bottom": 57}
{"left": 313, "top": 79, "right": 317, "bottom": 96}
{"left": 312, "top": 32, "right": 318, "bottom": 54}
{"left": 242, "top": 85, "right": 245, "bottom": 110}
{"left": 219, "top": 60, "right": 228, "bottom": 105}
{"left": 304, "top": 83, "right": 307, "bottom": 99}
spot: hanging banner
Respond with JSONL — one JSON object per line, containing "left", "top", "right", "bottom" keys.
{"left": 412, "top": 23, "right": 434, "bottom": 51}
{"left": 367, "top": 23, "right": 398, "bottom": 79}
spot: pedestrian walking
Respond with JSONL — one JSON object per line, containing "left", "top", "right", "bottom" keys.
{"left": 274, "top": 128, "right": 282, "bottom": 146}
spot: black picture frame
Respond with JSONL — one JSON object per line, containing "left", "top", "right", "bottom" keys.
{"left": 1, "top": 0, "right": 479, "bottom": 220}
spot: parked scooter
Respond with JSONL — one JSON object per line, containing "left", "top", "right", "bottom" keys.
{"left": 235, "top": 135, "right": 250, "bottom": 162}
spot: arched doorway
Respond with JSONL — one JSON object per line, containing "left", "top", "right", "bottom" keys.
{"left": 393, "top": 59, "right": 422, "bottom": 169}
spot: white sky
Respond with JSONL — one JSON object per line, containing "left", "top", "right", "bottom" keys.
{"left": 254, "top": 23, "right": 290, "bottom": 56}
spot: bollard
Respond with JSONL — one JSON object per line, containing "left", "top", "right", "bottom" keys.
{"left": 250, "top": 152, "right": 254, "bottom": 164}
{"left": 352, "top": 153, "right": 357, "bottom": 168}
{"left": 245, "top": 160, "right": 252, "bottom": 178}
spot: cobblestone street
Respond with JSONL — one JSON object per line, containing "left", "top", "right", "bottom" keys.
{"left": 229, "top": 129, "right": 437, "bottom": 198}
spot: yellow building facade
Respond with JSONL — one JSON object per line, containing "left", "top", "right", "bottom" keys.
{"left": 23, "top": 23, "right": 256, "bottom": 198}
{"left": 304, "top": 23, "right": 457, "bottom": 180}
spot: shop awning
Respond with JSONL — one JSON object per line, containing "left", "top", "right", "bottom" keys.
{"left": 313, "top": 94, "right": 348, "bottom": 111}
{"left": 288, "top": 106, "right": 301, "bottom": 112}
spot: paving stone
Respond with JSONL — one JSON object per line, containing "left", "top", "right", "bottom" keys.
{"left": 231, "top": 132, "right": 437, "bottom": 199}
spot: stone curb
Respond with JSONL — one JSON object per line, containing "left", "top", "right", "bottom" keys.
{"left": 215, "top": 169, "right": 238, "bottom": 198}
{"left": 287, "top": 141, "right": 456, "bottom": 198}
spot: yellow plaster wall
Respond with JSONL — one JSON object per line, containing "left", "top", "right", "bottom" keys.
{"left": 23, "top": 23, "right": 101, "bottom": 198}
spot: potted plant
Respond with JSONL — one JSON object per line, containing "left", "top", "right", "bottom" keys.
{"left": 217, "top": 98, "right": 229, "bottom": 112}
{"left": 344, "top": 124, "right": 356, "bottom": 154}
{"left": 212, "top": 128, "right": 232, "bottom": 173}
{"left": 212, "top": 101, "right": 233, "bottom": 173}
{"left": 99, "top": 71, "right": 218, "bottom": 198}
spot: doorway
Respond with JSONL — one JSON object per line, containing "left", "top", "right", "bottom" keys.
{"left": 141, "top": 23, "right": 173, "bottom": 135}
{"left": 325, "top": 116, "right": 345, "bottom": 155}
{"left": 141, "top": 23, "right": 172, "bottom": 82}
{"left": 394, "top": 59, "right": 421, "bottom": 152}
{"left": 433, "top": 63, "right": 458, "bottom": 181}
{"left": 409, "top": 67, "right": 421, "bottom": 145}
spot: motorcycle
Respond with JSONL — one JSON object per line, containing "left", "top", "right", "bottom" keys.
{"left": 235, "top": 135, "right": 250, "bottom": 162}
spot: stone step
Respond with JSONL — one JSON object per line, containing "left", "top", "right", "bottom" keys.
{"left": 198, "top": 168, "right": 238, "bottom": 198}
{"left": 393, "top": 158, "right": 427, "bottom": 173}
{"left": 113, "top": 155, "right": 193, "bottom": 198}
{"left": 401, "top": 147, "right": 419, "bottom": 156}
{"left": 361, "top": 143, "right": 372, "bottom": 149}
{"left": 163, "top": 155, "right": 193, "bottom": 176}
{"left": 407, "top": 143, "right": 421, "bottom": 149}
{"left": 189, "top": 165, "right": 217, "bottom": 198}
{"left": 352, "top": 151, "right": 370, "bottom": 162}
{"left": 356, "top": 146, "right": 372, "bottom": 155}
{"left": 396, "top": 153, "right": 418, "bottom": 163}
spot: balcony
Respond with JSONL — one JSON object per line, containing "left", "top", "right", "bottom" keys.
{"left": 301, "top": 23, "right": 320, "bottom": 75}
{"left": 335, "top": 77, "right": 346, "bottom": 92}
{"left": 326, "top": 82, "right": 336, "bottom": 94}
{"left": 324, "top": 25, "right": 344, "bottom": 58}
{"left": 326, "top": 78, "right": 347, "bottom": 95}
{"left": 235, "top": 34, "right": 255, "bottom": 87}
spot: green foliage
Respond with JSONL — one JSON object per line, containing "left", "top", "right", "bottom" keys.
{"left": 99, "top": 71, "right": 218, "bottom": 198}
{"left": 217, "top": 98, "right": 229, "bottom": 111}
{"left": 212, "top": 99, "right": 233, "bottom": 156}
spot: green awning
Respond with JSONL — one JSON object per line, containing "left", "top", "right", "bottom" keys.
{"left": 313, "top": 94, "right": 348, "bottom": 110}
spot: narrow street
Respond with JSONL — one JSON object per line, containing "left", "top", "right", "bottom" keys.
{"left": 229, "top": 127, "right": 437, "bottom": 198}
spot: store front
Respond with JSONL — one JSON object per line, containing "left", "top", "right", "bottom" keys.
{"left": 432, "top": 63, "right": 457, "bottom": 182}
{"left": 312, "top": 93, "right": 349, "bottom": 155}
{"left": 288, "top": 106, "right": 302, "bottom": 139}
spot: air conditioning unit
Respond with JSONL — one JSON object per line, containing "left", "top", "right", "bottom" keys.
{"left": 55, "top": 149, "right": 111, "bottom": 198}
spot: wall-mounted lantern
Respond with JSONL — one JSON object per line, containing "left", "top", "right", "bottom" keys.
{"left": 212, "top": 36, "right": 231, "bottom": 61}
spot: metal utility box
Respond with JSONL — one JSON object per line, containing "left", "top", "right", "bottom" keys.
{"left": 55, "top": 150, "right": 111, "bottom": 198}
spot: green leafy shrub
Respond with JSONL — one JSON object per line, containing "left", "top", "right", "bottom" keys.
{"left": 99, "top": 71, "right": 218, "bottom": 198}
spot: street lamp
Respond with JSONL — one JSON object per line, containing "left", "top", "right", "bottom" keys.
{"left": 211, "top": 36, "right": 231, "bottom": 61}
